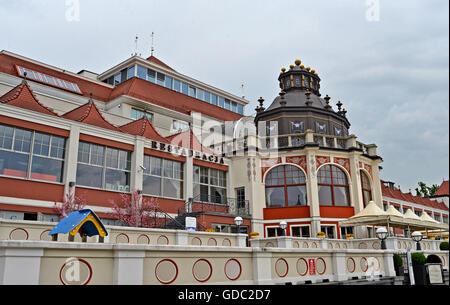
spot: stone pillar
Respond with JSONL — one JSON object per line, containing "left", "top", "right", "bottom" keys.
{"left": 184, "top": 156, "right": 193, "bottom": 201}
{"left": 371, "top": 160, "right": 383, "bottom": 209}
{"left": 130, "top": 136, "right": 145, "bottom": 192}
{"left": 63, "top": 125, "right": 80, "bottom": 195}
{"left": 0, "top": 244, "right": 43, "bottom": 285}
{"left": 176, "top": 230, "right": 189, "bottom": 246}
{"left": 113, "top": 248, "right": 145, "bottom": 285}
{"left": 349, "top": 152, "right": 363, "bottom": 213}
{"left": 277, "top": 236, "right": 292, "bottom": 248}
{"left": 236, "top": 234, "right": 247, "bottom": 247}
{"left": 382, "top": 252, "right": 396, "bottom": 277}
{"left": 305, "top": 148, "right": 321, "bottom": 236}
{"left": 252, "top": 250, "right": 273, "bottom": 285}
{"left": 332, "top": 252, "right": 348, "bottom": 282}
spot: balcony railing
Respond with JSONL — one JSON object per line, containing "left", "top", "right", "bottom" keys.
{"left": 178, "top": 194, "right": 251, "bottom": 217}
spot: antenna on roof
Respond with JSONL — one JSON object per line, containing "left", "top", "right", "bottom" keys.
{"left": 240, "top": 83, "right": 245, "bottom": 98}
{"left": 133, "top": 34, "right": 141, "bottom": 57}
{"left": 151, "top": 32, "right": 155, "bottom": 57}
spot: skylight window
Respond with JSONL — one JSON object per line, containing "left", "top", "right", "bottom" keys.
{"left": 16, "top": 66, "right": 82, "bottom": 94}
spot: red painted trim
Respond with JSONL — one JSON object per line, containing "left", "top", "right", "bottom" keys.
{"left": 192, "top": 237, "right": 202, "bottom": 246}
{"left": 157, "top": 235, "right": 169, "bottom": 245}
{"left": 207, "top": 238, "right": 217, "bottom": 246}
{"left": 192, "top": 259, "right": 213, "bottom": 283}
{"left": 263, "top": 206, "right": 310, "bottom": 220}
{"left": 0, "top": 177, "right": 64, "bottom": 202}
{"left": 155, "top": 259, "right": 178, "bottom": 285}
{"left": 9, "top": 228, "right": 29, "bottom": 240}
{"left": 347, "top": 257, "right": 356, "bottom": 273}
{"left": 193, "top": 159, "right": 228, "bottom": 171}
{"left": 40, "top": 229, "right": 51, "bottom": 240}
{"left": 0, "top": 203, "right": 57, "bottom": 215}
{"left": 224, "top": 258, "right": 242, "bottom": 281}
{"left": 275, "top": 258, "right": 289, "bottom": 278}
{"left": 59, "top": 258, "right": 93, "bottom": 285}
{"left": 0, "top": 115, "right": 69, "bottom": 137}
{"left": 222, "top": 238, "right": 232, "bottom": 247}
{"left": 115, "top": 233, "right": 129, "bottom": 244}
{"left": 316, "top": 257, "right": 326, "bottom": 275}
{"left": 296, "top": 258, "right": 308, "bottom": 276}
{"left": 79, "top": 133, "right": 134, "bottom": 151}
{"left": 360, "top": 257, "right": 368, "bottom": 272}
{"left": 137, "top": 234, "right": 150, "bottom": 244}
{"left": 319, "top": 206, "right": 355, "bottom": 218}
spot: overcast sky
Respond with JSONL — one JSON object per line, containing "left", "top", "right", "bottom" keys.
{"left": 1, "top": 0, "right": 448, "bottom": 193}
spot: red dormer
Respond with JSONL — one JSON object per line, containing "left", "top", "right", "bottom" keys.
{"left": 120, "top": 116, "right": 169, "bottom": 143}
{"left": 0, "top": 80, "right": 58, "bottom": 116}
{"left": 62, "top": 99, "right": 119, "bottom": 131}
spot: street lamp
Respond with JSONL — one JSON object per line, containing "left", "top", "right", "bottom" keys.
{"left": 376, "top": 227, "right": 388, "bottom": 250}
{"left": 279, "top": 221, "right": 287, "bottom": 236}
{"left": 411, "top": 231, "right": 423, "bottom": 250}
{"left": 234, "top": 216, "right": 243, "bottom": 234}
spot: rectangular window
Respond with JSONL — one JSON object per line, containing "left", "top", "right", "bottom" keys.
{"left": 224, "top": 99, "right": 231, "bottom": 110}
{"left": 156, "top": 72, "right": 165, "bottom": 86}
{"left": 165, "top": 76, "right": 173, "bottom": 89}
{"left": 142, "top": 155, "right": 183, "bottom": 199}
{"left": 267, "top": 227, "right": 285, "bottom": 237}
{"left": 127, "top": 66, "right": 135, "bottom": 80}
{"left": 0, "top": 124, "right": 65, "bottom": 182}
{"left": 76, "top": 142, "right": 131, "bottom": 191}
{"left": 131, "top": 108, "right": 153, "bottom": 122}
{"left": 189, "top": 86, "right": 196, "bottom": 98}
{"left": 173, "top": 79, "right": 181, "bottom": 92}
{"left": 211, "top": 94, "right": 218, "bottom": 106}
{"left": 231, "top": 101, "right": 237, "bottom": 113}
{"left": 204, "top": 91, "right": 211, "bottom": 103}
{"left": 137, "top": 65, "right": 147, "bottom": 80}
{"left": 193, "top": 166, "right": 227, "bottom": 204}
{"left": 182, "top": 82, "right": 189, "bottom": 95}
{"left": 196, "top": 88, "right": 204, "bottom": 101}
{"left": 320, "top": 225, "right": 336, "bottom": 239}
{"left": 147, "top": 69, "right": 156, "bottom": 83}
{"left": 17, "top": 66, "right": 81, "bottom": 93}
{"left": 172, "top": 120, "right": 189, "bottom": 132}
{"left": 237, "top": 104, "right": 244, "bottom": 115}
{"left": 291, "top": 226, "right": 310, "bottom": 237}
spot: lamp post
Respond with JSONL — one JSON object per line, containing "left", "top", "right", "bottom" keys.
{"left": 376, "top": 227, "right": 388, "bottom": 250}
{"left": 279, "top": 221, "right": 287, "bottom": 236}
{"left": 411, "top": 231, "right": 423, "bottom": 250}
{"left": 234, "top": 216, "right": 243, "bottom": 234}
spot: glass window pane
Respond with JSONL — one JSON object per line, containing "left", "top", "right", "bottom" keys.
{"left": 157, "top": 72, "right": 165, "bottom": 86}
{"left": 204, "top": 91, "right": 210, "bottom": 103}
{"left": 137, "top": 65, "right": 147, "bottom": 79}
{"left": 200, "top": 167, "right": 209, "bottom": 184}
{"left": 118, "top": 150, "right": 130, "bottom": 170}
{"left": 196, "top": 88, "right": 204, "bottom": 100}
{"left": 189, "top": 86, "right": 196, "bottom": 98}
{"left": 114, "top": 73, "right": 121, "bottom": 85}
{"left": 50, "top": 136, "right": 65, "bottom": 159}
{"left": 231, "top": 101, "right": 237, "bottom": 112}
{"left": 163, "top": 179, "right": 182, "bottom": 199}
{"left": 0, "top": 150, "right": 29, "bottom": 178}
{"left": 165, "top": 76, "right": 173, "bottom": 89}
{"left": 173, "top": 79, "right": 181, "bottom": 92}
{"left": 173, "top": 162, "right": 182, "bottom": 180}
{"left": 33, "top": 133, "right": 50, "bottom": 156}
{"left": 143, "top": 175, "right": 161, "bottom": 196}
{"left": 76, "top": 163, "right": 103, "bottom": 188}
{"left": 147, "top": 69, "right": 156, "bottom": 83}
{"left": 266, "top": 187, "right": 285, "bottom": 207}
{"left": 334, "top": 186, "right": 349, "bottom": 206}
{"left": 30, "top": 156, "right": 63, "bottom": 182}
{"left": 0, "top": 124, "right": 14, "bottom": 149}
{"left": 287, "top": 185, "right": 307, "bottom": 206}
{"left": 193, "top": 166, "right": 200, "bottom": 183}
{"left": 211, "top": 94, "right": 218, "bottom": 106}
{"left": 105, "top": 147, "right": 118, "bottom": 168}
{"left": 332, "top": 166, "right": 347, "bottom": 185}
{"left": 105, "top": 169, "right": 130, "bottom": 192}
{"left": 78, "top": 142, "right": 90, "bottom": 163}
{"left": 224, "top": 99, "right": 231, "bottom": 110}
{"left": 13, "top": 128, "right": 32, "bottom": 153}
{"left": 318, "top": 185, "right": 333, "bottom": 206}
{"left": 151, "top": 157, "right": 162, "bottom": 176}
{"left": 210, "top": 186, "right": 226, "bottom": 204}
{"left": 90, "top": 144, "right": 104, "bottom": 166}
{"left": 317, "top": 165, "right": 332, "bottom": 184}
{"left": 127, "top": 66, "right": 135, "bottom": 80}
{"left": 237, "top": 104, "right": 244, "bottom": 115}
{"left": 163, "top": 160, "right": 174, "bottom": 178}
{"left": 218, "top": 96, "right": 225, "bottom": 107}
{"left": 182, "top": 82, "right": 189, "bottom": 95}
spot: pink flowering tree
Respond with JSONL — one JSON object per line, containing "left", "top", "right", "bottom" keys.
{"left": 110, "top": 189, "right": 159, "bottom": 228}
{"left": 54, "top": 188, "right": 87, "bottom": 219}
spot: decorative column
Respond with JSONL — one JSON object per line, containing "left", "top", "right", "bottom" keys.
{"left": 113, "top": 248, "right": 145, "bottom": 285}
{"left": 63, "top": 124, "right": 80, "bottom": 195}
{"left": 130, "top": 136, "right": 145, "bottom": 192}
{"left": 0, "top": 245, "right": 43, "bottom": 285}
{"left": 305, "top": 147, "right": 321, "bottom": 236}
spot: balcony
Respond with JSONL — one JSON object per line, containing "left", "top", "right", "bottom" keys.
{"left": 178, "top": 194, "right": 251, "bottom": 217}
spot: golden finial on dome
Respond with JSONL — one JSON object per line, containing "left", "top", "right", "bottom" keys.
{"left": 295, "top": 59, "right": 301, "bottom": 66}
{"left": 306, "top": 66, "right": 311, "bottom": 71}
{"left": 289, "top": 64, "right": 294, "bottom": 69}
{"left": 300, "top": 64, "right": 305, "bottom": 69}
{"left": 281, "top": 67, "right": 286, "bottom": 72}
{"left": 314, "top": 71, "right": 318, "bottom": 75}
{"left": 311, "top": 69, "right": 316, "bottom": 74}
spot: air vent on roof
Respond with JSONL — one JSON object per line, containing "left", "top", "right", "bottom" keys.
{"left": 16, "top": 65, "right": 82, "bottom": 94}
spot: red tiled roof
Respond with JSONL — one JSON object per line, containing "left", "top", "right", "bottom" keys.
{"left": 0, "top": 53, "right": 112, "bottom": 102}
{"left": 381, "top": 183, "right": 448, "bottom": 212}
{"left": 166, "top": 129, "right": 216, "bottom": 155}
{"left": 108, "top": 77, "right": 243, "bottom": 122}
{"left": 120, "top": 116, "right": 169, "bottom": 143}
{"left": 62, "top": 100, "right": 119, "bottom": 131}
{"left": 434, "top": 180, "right": 449, "bottom": 196}
{"left": 0, "top": 81, "right": 58, "bottom": 116}
{"left": 146, "top": 56, "right": 176, "bottom": 72}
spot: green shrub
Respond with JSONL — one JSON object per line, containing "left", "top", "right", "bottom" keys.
{"left": 439, "top": 241, "right": 449, "bottom": 251}
{"left": 411, "top": 252, "right": 426, "bottom": 266}
{"left": 393, "top": 253, "right": 403, "bottom": 267}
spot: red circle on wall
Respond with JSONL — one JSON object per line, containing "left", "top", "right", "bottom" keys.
{"left": 316, "top": 257, "right": 326, "bottom": 275}
{"left": 296, "top": 258, "right": 308, "bottom": 276}
{"left": 9, "top": 228, "right": 29, "bottom": 240}
{"left": 192, "top": 259, "right": 213, "bottom": 283}
{"left": 59, "top": 258, "right": 93, "bottom": 285}
{"left": 155, "top": 259, "right": 178, "bottom": 285}
{"left": 224, "top": 258, "right": 242, "bottom": 281}
{"left": 275, "top": 258, "right": 289, "bottom": 278}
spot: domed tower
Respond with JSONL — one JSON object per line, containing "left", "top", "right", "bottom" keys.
{"left": 255, "top": 59, "right": 350, "bottom": 147}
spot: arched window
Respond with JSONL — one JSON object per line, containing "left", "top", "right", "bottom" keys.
{"left": 265, "top": 165, "right": 307, "bottom": 207}
{"left": 360, "top": 170, "right": 372, "bottom": 207}
{"left": 317, "top": 165, "right": 350, "bottom": 206}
